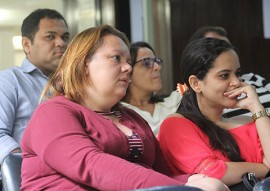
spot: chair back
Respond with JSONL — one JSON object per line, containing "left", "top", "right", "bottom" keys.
{"left": 253, "top": 177, "right": 270, "bottom": 191}
{"left": 1, "top": 153, "right": 22, "bottom": 191}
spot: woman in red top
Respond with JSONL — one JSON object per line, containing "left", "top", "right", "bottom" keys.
{"left": 20, "top": 25, "right": 227, "bottom": 191}
{"left": 158, "top": 38, "right": 270, "bottom": 187}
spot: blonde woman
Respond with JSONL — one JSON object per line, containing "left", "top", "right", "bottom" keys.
{"left": 20, "top": 25, "right": 228, "bottom": 191}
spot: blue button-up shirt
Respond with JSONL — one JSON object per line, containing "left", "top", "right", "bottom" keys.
{"left": 0, "top": 58, "right": 48, "bottom": 162}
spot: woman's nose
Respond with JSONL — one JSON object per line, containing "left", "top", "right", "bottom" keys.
{"left": 230, "top": 75, "right": 241, "bottom": 87}
{"left": 123, "top": 62, "right": 132, "bottom": 73}
{"left": 153, "top": 62, "right": 162, "bottom": 71}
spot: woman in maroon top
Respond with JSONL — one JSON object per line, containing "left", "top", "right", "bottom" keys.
{"left": 20, "top": 25, "right": 228, "bottom": 191}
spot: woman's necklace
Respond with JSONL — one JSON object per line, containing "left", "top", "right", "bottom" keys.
{"left": 95, "top": 111, "right": 115, "bottom": 116}
{"left": 95, "top": 110, "right": 122, "bottom": 121}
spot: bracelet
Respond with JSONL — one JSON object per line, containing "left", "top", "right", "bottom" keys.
{"left": 252, "top": 109, "right": 270, "bottom": 121}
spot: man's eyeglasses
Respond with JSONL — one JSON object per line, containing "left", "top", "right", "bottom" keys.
{"left": 134, "top": 57, "right": 163, "bottom": 68}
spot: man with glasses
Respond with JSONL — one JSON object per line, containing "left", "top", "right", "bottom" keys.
{"left": 121, "top": 41, "right": 181, "bottom": 136}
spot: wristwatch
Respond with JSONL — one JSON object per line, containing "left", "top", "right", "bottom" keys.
{"left": 252, "top": 109, "right": 270, "bottom": 121}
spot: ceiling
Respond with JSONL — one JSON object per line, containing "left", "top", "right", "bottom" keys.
{"left": 0, "top": 0, "right": 63, "bottom": 27}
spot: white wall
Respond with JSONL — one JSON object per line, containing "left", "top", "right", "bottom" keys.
{"left": 0, "top": 27, "right": 17, "bottom": 70}
{"left": 0, "top": 0, "right": 64, "bottom": 70}
{"left": 129, "top": 0, "right": 144, "bottom": 42}
{"left": 263, "top": 0, "right": 270, "bottom": 39}
{"left": 129, "top": 0, "right": 173, "bottom": 94}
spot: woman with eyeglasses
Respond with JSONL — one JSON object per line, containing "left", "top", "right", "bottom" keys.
{"left": 121, "top": 41, "right": 181, "bottom": 136}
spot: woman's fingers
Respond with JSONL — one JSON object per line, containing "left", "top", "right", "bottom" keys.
{"left": 224, "top": 83, "right": 262, "bottom": 111}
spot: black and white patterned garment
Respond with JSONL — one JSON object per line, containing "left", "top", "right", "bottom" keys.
{"left": 223, "top": 73, "right": 270, "bottom": 118}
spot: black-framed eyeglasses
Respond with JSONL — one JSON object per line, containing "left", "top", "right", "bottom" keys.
{"left": 134, "top": 57, "right": 163, "bottom": 68}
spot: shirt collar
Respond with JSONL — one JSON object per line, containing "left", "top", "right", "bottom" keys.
{"left": 21, "top": 58, "right": 48, "bottom": 78}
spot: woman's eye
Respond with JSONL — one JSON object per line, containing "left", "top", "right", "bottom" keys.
{"left": 112, "top": 55, "right": 121, "bottom": 62}
{"left": 220, "top": 73, "right": 229, "bottom": 79}
{"left": 236, "top": 71, "right": 242, "bottom": 77}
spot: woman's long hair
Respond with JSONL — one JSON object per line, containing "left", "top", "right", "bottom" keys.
{"left": 122, "top": 41, "right": 164, "bottom": 103}
{"left": 41, "top": 25, "right": 129, "bottom": 104}
{"left": 178, "top": 38, "right": 244, "bottom": 161}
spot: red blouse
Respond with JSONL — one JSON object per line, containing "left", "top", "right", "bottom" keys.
{"left": 158, "top": 116, "right": 263, "bottom": 180}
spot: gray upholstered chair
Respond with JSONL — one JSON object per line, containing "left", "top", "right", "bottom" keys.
{"left": 1, "top": 153, "right": 22, "bottom": 191}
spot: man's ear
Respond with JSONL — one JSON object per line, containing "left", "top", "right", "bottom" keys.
{"left": 22, "top": 37, "right": 31, "bottom": 54}
{"left": 188, "top": 75, "right": 202, "bottom": 93}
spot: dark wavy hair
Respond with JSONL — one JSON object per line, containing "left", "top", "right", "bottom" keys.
{"left": 177, "top": 38, "right": 244, "bottom": 162}
{"left": 188, "top": 26, "right": 228, "bottom": 43}
{"left": 122, "top": 41, "right": 164, "bottom": 103}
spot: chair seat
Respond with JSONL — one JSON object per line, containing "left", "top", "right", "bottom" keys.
{"left": 1, "top": 153, "right": 22, "bottom": 191}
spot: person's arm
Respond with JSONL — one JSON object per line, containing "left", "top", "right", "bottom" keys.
{"left": 159, "top": 116, "right": 270, "bottom": 186}
{"left": 222, "top": 162, "right": 269, "bottom": 185}
{"left": 10, "top": 148, "right": 22, "bottom": 153}
{"left": 225, "top": 82, "right": 270, "bottom": 168}
{"left": 254, "top": 114, "right": 270, "bottom": 164}
{"left": 25, "top": 103, "right": 183, "bottom": 190}
{"left": 0, "top": 72, "right": 21, "bottom": 162}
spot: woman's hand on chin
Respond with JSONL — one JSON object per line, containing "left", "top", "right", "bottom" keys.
{"left": 224, "top": 82, "right": 262, "bottom": 112}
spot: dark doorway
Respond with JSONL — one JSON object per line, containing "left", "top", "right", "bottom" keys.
{"left": 170, "top": 0, "right": 270, "bottom": 85}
